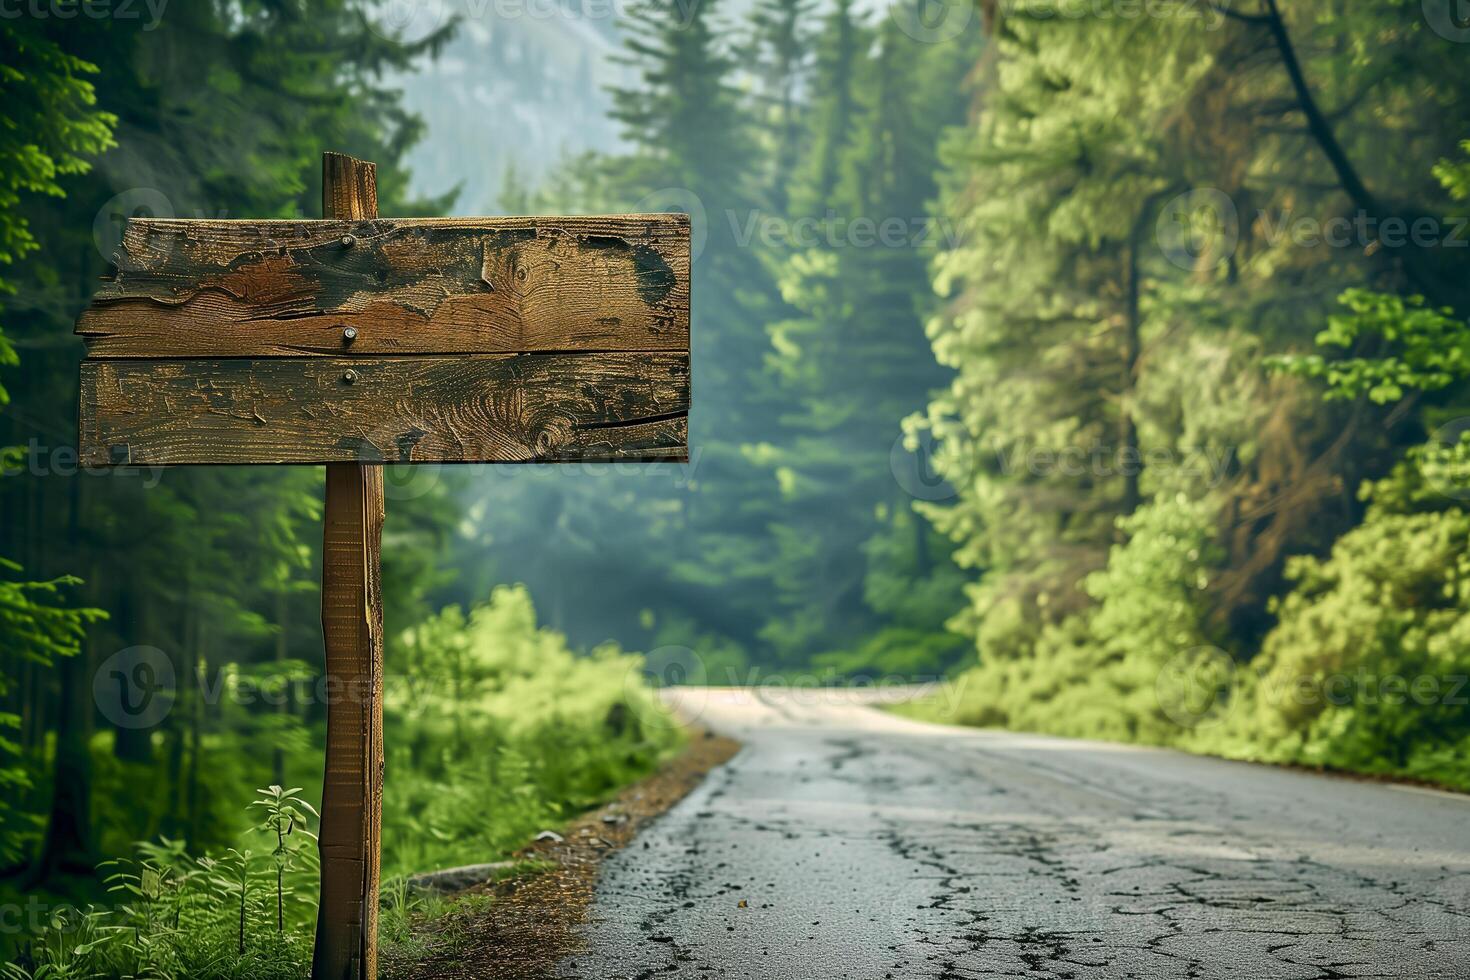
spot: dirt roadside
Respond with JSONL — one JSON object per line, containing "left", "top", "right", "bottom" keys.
{"left": 384, "top": 729, "right": 741, "bottom": 980}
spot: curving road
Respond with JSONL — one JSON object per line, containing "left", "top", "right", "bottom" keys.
{"left": 555, "top": 687, "right": 1470, "bottom": 979}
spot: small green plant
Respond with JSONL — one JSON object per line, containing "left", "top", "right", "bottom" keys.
{"left": 199, "top": 848, "right": 255, "bottom": 957}
{"left": 100, "top": 839, "right": 189, "bottom": 976}
{"left": 0, "top": 905, "right": 118, "bottom": 980}
{"left": 7, "top": 825, "right": 316, "bottom": 978}
{"left": 249, "top": 785, "right": 319, "bottom": 934}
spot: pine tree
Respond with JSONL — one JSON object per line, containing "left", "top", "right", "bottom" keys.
{"left": 751, "top": 17, "right": 980, "bottom": 667}
{"left": 742, "top": 0, "right": 817, "bottom": 212}
{"left": 1, "top": 0, "right": 456, "bottom": 874}
{"left": 919, "top": 1, "right": 1470, "bottom": 732}
{"left": 787, "top": 0, "right": 861, "bottom": 219}
{"left": 0, "top": 21, "right": 114, "bottom": 873}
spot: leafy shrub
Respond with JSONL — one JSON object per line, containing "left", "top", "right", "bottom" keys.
{"left": 3, "top": 788, "right": 317, "bottom": 980}
{"left": 5, "top": 587, "right": 680, "bottom": 979}
{"left": 904, "top": 494, "right": 1225, "bottom": 744}
{"left": 1200, "top": 442, "right": 1470, "bottom": 788}
{"left": 383, "top": 585, "right": 681, "bottom": 876}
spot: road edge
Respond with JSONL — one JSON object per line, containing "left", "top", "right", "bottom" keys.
{"left": 384, "top": 727, "right": 741, "bottom": 979}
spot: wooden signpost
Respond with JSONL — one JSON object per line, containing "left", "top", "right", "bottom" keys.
{"left": 76, "top": 153, "right": 691, "bottom": 979}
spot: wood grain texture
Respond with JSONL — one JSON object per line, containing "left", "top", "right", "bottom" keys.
{"left": 76, "top": 214, "right": 690, "bottom": 357}
{"left": 313, "top": 151, "right": 383, "bottom": 980}
{"left": 79, "top": 353, "right": 689, "bottom": 465}
{"left": 315, "top": 464, "right": 384, "bottom": 980}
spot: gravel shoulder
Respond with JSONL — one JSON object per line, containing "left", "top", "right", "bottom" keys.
{"left": 385, "top": 728, "right": 740, "bottom": 980}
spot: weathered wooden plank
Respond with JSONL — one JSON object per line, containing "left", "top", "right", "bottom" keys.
{"left": 77, "top": 214, "right": 691, "bottom": 356}
{"left": 79, "top": 353, "right": 689, "bottom": 465}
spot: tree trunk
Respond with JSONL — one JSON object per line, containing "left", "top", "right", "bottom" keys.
{"left": 165, "top": 583, "right": 193, "bottom": 838}
{"left": 1117, "top": 204, "right": 1150, "bottom": 528}
{"left": 26, "top": 641, "right": 97, "bottom": 880}
{"left": 26, "top": 539, "right": 99, "bottom": 883}
{"left": 1255, "top": 0, "right": 1464, "bottom": 313}
{"left": 185, "top": 622, "right": 205, "bottom": 846}
{"left": 112, "top": 587, "right": 155, "bottom": 763}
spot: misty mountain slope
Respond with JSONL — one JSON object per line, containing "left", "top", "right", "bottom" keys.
{"left": 396, "top": 12, "right": 628, "bottom": 214}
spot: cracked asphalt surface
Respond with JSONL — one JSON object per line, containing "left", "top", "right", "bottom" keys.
{"left": 555, "top": 687, "right": 1470, "bottom": 979}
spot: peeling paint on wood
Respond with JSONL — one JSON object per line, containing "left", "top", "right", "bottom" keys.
{"left": 76, "top": 215, "right": 691, "bottom": 357}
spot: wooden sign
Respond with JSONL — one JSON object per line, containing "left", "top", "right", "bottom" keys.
{"left": 74, "top": 153, "right": 692, "bottom": 980}
{"left": 78, "top": 215, "right": 690, "bottom": 464}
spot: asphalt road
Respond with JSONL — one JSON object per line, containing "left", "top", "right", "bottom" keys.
{"left": 554, "top": 687, "right": 1470, "bottom": 979}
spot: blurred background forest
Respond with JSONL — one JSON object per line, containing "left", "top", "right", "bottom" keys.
{"left": 2, "top": 0, "right": 1469, "bottom": 975}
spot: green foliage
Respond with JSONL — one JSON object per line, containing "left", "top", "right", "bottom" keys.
{"left": 0, "top": 0, "right": 460, "bottom": 878}
{"left": 1432, "top": 141, "right": 1470, "bottom": 202}
{"left": 7, "top": 791, "right": 319, "bottom": 979}
{"left": 903, "top": 0, "right": 1470, "bottom": 787}
{"left": 907, "top": 494, "right": 1225, "bottom": 743}
{"left": 752, "top": 13, "right": 979, "bottom": 668}
{"left": 918, "top": 0, "right": 1468, "bottom": 649}
{"left": 385, "top": 586, "right": 680, "bottom": 877}
{"left": 6, "top": 594, "right": 679, "bottom": 978}
{"left": 0, "top": 22, "right": 115, "bottom": 404}
{"left": 1201, "top": 443, "right": 1470, "bottom": 789}
{"left": 911, "top": 16, "right": 1470, "bottom": 785}
{"left": 0, "top": 17, "right": 114, "bottom": 871}
{"left": 1270, "top": 290, "right": 1468, "bottom": 403}
{"left": 249, "top": 786, "right": 318, "bottom": 934}
{"left": 0, "top": 565, "right": 103, "bottom": 863}
{"left": 450, "top": 0, "right": 978, "bottom": 684}
{"left": 8, "top": 7, "right": 1470, "bottom": 978}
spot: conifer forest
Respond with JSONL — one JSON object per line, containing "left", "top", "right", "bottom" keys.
{"left": 2, "top": 1, "right": 1469, "bottom": 977}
